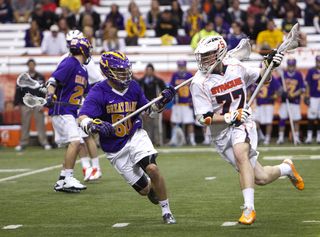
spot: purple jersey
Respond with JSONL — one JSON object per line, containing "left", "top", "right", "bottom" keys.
{"left": 305, "top": 67, "right": 320, "bottom": 97}
{"left": 256, "top": 76, "right": 281, "bottom": 105}
{"left": 49, "top": 57, "right": 90, "bottom": 117}
{"left": 79, "top": 80, "right": 149, "bottom": 153}
{"left": 170, "top": 71, "right": 193, "bottom": 104}
{"left": 281, "top": 70, "right": 305, "bottom": 104}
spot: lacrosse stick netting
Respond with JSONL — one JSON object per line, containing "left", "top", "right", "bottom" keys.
{"left": 17, "top": 73, "right": 41, "bottom": 89}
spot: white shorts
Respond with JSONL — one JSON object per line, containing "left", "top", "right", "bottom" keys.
{"left": 278, "top": 103, "right": 301, "bottom": 121}
{"left": 253, "top": 105, "right": 274, "bottom": 125}
{"left": 51, "top": 115, "right": 81, "bottom": 146}
{"left": 105, "top": 128, "right": 158, "bottom": 186}
{"left": 170, "top": 104, "right": 194, "bottom": 124}
{"left": 212, "top": 118, "right": 259, "bottom": 171}
{"left": 307, "top": 97, "right": 320, "bottom": 120}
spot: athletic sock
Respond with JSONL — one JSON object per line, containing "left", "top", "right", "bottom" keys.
{"left": 91, "top": 157, "right": 100, "bottom": 170}
{"left": 278, "top": 131, "right": 284, "bottom": 141}
{"left": 276, "top": 163, "right": 292, "bottom": 176}
{"left": 59, "top": 170, "right": 66, "bottom": 180}
{"left": 242, "top": 188, "right": 254, "bottom": 210}
{"left": 189, "top": 133, "right": 195, "bottom": 144}
{"left": 159, "top": 199, "right": 171, "bottom": 216}
{"left": 65, "top": 169, "right": 73, "bottom": 178}
{"left": 294, "top": 132, "right": 300, "bottom": 141}
{"left": 317, "top": 131, "right": 320, "bottom": 141}
{"left": 80, "top": 157, "right": 91, "bottom": 169}
{"left": 264, "top": 134, "right": 270, "bottom": 143}
{"left": 307, "top": 130, "right": 313, "bottom": 140}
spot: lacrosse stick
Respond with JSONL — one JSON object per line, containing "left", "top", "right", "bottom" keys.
{"left": 246, "top": 23, "right": 299, "bottom": 109}
{"left": 112, "top": 38, "right": 253, "bottom": 127}
{"left": 17, "top": 72, "right": 41, "bottom": 89}
{"left": 23, "top": 93, "right": 81, "bottom": 108}
{"left": 277, "top": 67, "right": 297, "bottom": 145}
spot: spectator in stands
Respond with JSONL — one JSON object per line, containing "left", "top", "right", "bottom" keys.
{"left": 59, "top": 0, "right": 82, "bottom": 15}
{"left": 25, "top": 20, "right": 43, "bottom": 47}
{"left": 170, "top": 0, "right": 183, "bottom": 28}
{"left": 247, "top": 0, "right": 260, "bottom": 16}
{"left": 41, "top": 24, "right": 68, "bottom": 55}
{"left": 14, "top": 59, "right": 52, "bottom": 151}
{"left": 255, "top": 3, "right": 269, "bottom": 31}
{"left": 156, "top": 9, "right": 178, "bottom": 37}
{"left": 284, "top": 0, "right": 301, "bottom": 18}
{"left": 0, "top": 85, "right": 4, "bottom": 125}
{"left": 11, "top": 0, "right": 33, "bottom": 23}
{"left": 125, "top": 6, "right": 146, "bottom": 46}
{"left": 304, "top": 0, "right": 316, "bottom": 26}
{"left": 58, "top": 6, "right": 76, "bottom": 30}
{"left": 190, "top": 21, "right": 220, "bottom": 49}
{"left": 226, "top": 22, "right": 247, "bottom": 50}
{"left": 184, "top": 5, "right": 205, "bottom": 38}
{"left": 102, "top": 27, "right": 126, "bottom": 53}
{"left": 79, "top": 14, "right": 95, "bottom": 35}
{"left": 58, "top": 17, "right": 70, "bottom": 35}
{"left": 146, "top": 0, "right": 161, "bottom": 30}
{"left": 42, "top": 0, "right": 57, "bottom": 13}
{"left": 201, "top": 0, "right": 213, "bottom": 16}
{"left": 138, "top": 63, "right": 166, "bottom": 146}
{"left": 282, "top": 9, "right": 298, "bottom": 34}
{"left": 213, "top": 13, "right": 230, "bottom": 39}
{"left": 0, "top": 0, "right": 13, "bottom": 23}
{"left": 83, "top": 25, "right": 97, "bottom": 52}
{"left": 79, "top": 0, "right": 101, "bottom": 33}
{"left": 228, "top": 0, "right": 247, "bottom": 27}
{"left": 106, "top": 4, "right": 124, "bottom": 30}
{"left": 81, "top": 0, "right": 99, "bottom": 6}
{"left": 241, "top": 14, "right": 260, "bottom": 47}
{"left": 265, "top": 0, "right": 285, "bottom": 19}
{"left": 124, "top": 1, "right": 137, "bottom": 25}
{"left": 256, "top": 19, "right": 282, "bottom": 52}
{"left": 32, "top": 3, "right": 57, "bottom": 31}
{"left": 208, "top": 0, "right": 231, "bottom": 25}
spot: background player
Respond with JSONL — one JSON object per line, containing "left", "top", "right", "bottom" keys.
{"left": 78, "top": 51, "right": 177, "bottom": 224}
{"left": 168, "top": 59, "right": 196, "bottom": 146}
{"left": 190, "top": 36, "right": 304, "bottom": 225}
{"left": 276, "top": 58, "right": 305, "bottom": 145}
{"left": 47, "top": 36, "right": 92, "bottom": 192}
{"left": 304, "top": 55, "right": 320, "bottom": 144}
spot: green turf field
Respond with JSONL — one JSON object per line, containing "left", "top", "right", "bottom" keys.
{"left": 0, "top": 145, "right": 319, "bottom": 237}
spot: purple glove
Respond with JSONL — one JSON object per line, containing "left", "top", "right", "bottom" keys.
{"left": 90, "top": 119, "right": 115, "bottom": 136}
{"left": 304, "top": 96, "right": 310, "bottom": 106}
{"left": 155, "top": 85, "right": 176, "bottom": 111}
{"left": 45, "top": 93, "right": 57, "bottom": 108}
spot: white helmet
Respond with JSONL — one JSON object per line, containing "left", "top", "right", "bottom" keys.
{"left": 195, "top": 36, "right": 227, "bottom": 75}
{"left": 66, "top": 30, "right": 83, "bottom": 42}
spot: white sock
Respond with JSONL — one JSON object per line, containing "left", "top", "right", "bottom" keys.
{"left": 276, "top": 163, "right": 292, "bottom": 176}
{"left": 307, "top": 130, "right": 313, "bottom": 139}
{"left": 80, "top": 157, "right": 91, "bottom": 169}
{"left": 278, "top": 131, "right": 284, "bottom": 140}
{"left": 317, "top": 131, "right": 320, "bottom": 139}
{"left": 258, "top": 129, "right": 265, "bottom": 138}
{"left": 264, "top": 134, "right": 270, "bottom": 142}
{"left": 65, "top": 169, "right": 73, "bottom": 178}
{"left": 242, "top": 188, "right": 254, "bottom": 210}
{"left": 189, "top": 133, "right": 195, "bottom": 143}
{"left": 294, "top": 132, "right": 300, "bottom": 140}
{"left": 204, "top": 134, "right": 210, "bottom": 143}
{"left": 60, "top": 170, "right": 66, "bottom": 177}
{"left": 91, "top": 157, "right": 100, "bottom": 170}
{"left": 159, "top": 199, "right": 171, "bottom": 216}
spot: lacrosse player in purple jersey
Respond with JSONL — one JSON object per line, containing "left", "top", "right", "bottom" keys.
{"left": 276, "top": 58, "right": 305, "bottom": 145}
{"left": 78, "top": 51, "right": 178, "bottom": 224}
{"left": 46, "top": 37, "right": 92, "bottom": 193}
{"left": 304, "top": 55, "right": 320, "bottom": 144}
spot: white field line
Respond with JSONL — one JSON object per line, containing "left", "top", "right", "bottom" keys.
{"left": 221, "top": 222, "right": 238, "bottom": 226}
{"left": 263, "top": 156, "right": 320, "bottom": 160}
{"left": 3, "top": 225, "right": 23, "bottom": 229}
{"left": 0, "top": 169, "right": 31, "bottom": 173}
{"left": 0, "top": 154, "right": 106, "bottom": 183}
{"left": 302, "top": 220, "right": 320, "bottom": 223}
{"left": 112, "top": 223, "right": 130, "bottom": 227}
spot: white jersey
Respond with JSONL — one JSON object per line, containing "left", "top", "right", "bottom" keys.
{"left": 190, "top": 57, "right": 260, "bottom": 140}
{"left": 59, "top": 53, "right": 104, "bottom": 85}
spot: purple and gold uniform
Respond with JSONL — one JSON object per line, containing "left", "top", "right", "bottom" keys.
{"left": 79, "top": 80, "right": 149, "bottom": 153}
{"left": 256, "top": 76, "right": 281, "bottom": 105}
{"left": 170, "top": 71, "right": 193, "bottom": 104}
{"left": 281, "top": 70, "right": 305, "bottom": 104}
{"left": 305, "top": 67, "right": 320, "bottom": 98}
{"left": 49, "top": 57, "right": 90, "bottom": 118}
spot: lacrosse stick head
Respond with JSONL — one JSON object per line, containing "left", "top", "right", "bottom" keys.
{"left": 17, "top": 73, "right": 41, "bottom": 89}
{"left": 278, "top": 23, "right": 299, "bottom": 54}
{"left": 23, "top": 93, "right": 47, "bottom": 108}
{"left": 226, "top": 38, "right": 251, "bottom": 61}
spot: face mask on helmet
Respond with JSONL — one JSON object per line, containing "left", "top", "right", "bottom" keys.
{"left": 287, "top": 58, "right": 296, "bottom": 73}
{"left": 100, "top": 51, "right": 132, "bottom": 89}
{"left": 69, "top": 37, "right": 93, "bottom": 65}
{"left": 194, "top": 36, "right": 227, "bottom": 75}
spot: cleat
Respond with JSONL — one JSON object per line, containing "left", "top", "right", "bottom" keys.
{"left": 147, "top": 188, "right": 159, "bottom": 205}
{"left": 63, "top": 177, "right": 87, "bottom": 190}
{"left": 43, "top": 144, "right": 52, "bottom": 150}
{"left": 295, "top": 139, "right": 302, "bottom": 145}
{"left": 304, "top": 138, "right": 312, "bottom": 144}
{"left": 276, "top": 139, "right": 284, "bottom": 145}
{"left": 14, "top": 145, "right": 26, "bottom": 151}
{"left": 88, "top": 168, "right": 102, "bottom": 181}
{"left": 163, "top": 213, "right": 177, "bottom": 224}
{"left": 190, "top": 141, "right": 197, "bottom": 147}
{"left": 283, "top": 159, "right": 304, "bottom": 190}
{"left": 83, "top": 167, "right": 93, "bottom": 182}
{"left": 54, "top": 180, "right": 65, "bottom": 192}
{"left": 238, "top": 206, "right": 256, "bottom": 225}
{"left": 263, "top": 140, "right": 269, "bottom": 146}
{"left": 202, "top": 141, "right": 211, "bottom": 146}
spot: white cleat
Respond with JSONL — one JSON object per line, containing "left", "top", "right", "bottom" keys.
{"left": 276, "top": 139, "right": 284, "bottom": 145}
{"left": 304, "top": 138, "right": 312, "bottom": 144}
{"left": 88, "top": 168, "right": 102, "bottom": 181}
{"left": 83, "top": 167, "right": 93, "bottom": 182}
{"left": 63, "top": 177, "right": 87, "bottom": 190}
{"left": 263, "top": 140, "right": 269, "bottom": 146}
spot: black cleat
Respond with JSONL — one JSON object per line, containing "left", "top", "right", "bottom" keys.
{"left": 163, "top": 213, "right": 177, "bottom": 224}
{"left": 147, "top": 188, "right": 159, "bottom": 205}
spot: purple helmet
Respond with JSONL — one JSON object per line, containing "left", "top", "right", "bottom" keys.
{"left": 316, "top": 55, "right": 320, "bottom": 61}
{"left": 287, "top": 57, "right": 296, "bottom": 65}
{"left": 100, "top": 50, "right": 132, "bottom": 89}
{"left": 177, "top": 59, "right": 187, "bottom": 66}
{"left": 69, "top": 37, "right": 93, "bottom": 65}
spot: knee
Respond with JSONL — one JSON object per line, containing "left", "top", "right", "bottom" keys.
{"left": 146, "top": 164, "right": 160, "bottom": 180}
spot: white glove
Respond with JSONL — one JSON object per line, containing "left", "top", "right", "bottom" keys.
{"left": 272, "top": 52, "right": 284, "bottom": 68}
{"left": 239, "top": 107, "right": 252, "bottom": 123}
{"left": 224, "top": 108, "right": 252, "bottom": 125}
{"left": 196, "top": 113, "right": 213, "bottom": 126}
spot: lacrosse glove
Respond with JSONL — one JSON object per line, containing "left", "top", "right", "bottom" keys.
{"left": 89, "top": 119, "right": 115, "bottom": 136}
{"left": 224, "top": 108, "right": 252, "bottom": 126}
{"left": 154, "top": 85, "right": 176, "bottom": 112}
{"left": 282, "top": 92, "right": 295, "bottom": 99}
{"left": 263, "top": 49, "right": 284, "bottom": 72}
{"left": 45, "top": 93, "right": 57, "bottom": 108}
{"left": 304, "top": 96, "right": 310, "bottom": 106}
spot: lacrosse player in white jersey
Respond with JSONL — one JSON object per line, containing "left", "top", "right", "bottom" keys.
{"left": 190, "top": 36, "right": 304, "bottom": 225}
{"left": 58, "top": 30, "right": 104, "bottom": 182}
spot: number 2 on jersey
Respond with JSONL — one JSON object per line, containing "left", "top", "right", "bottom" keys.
{"left": 216, "top": 88, "right": 245, "bottom": 114}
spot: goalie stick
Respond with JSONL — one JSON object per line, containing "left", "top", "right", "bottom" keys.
{"left": 23, "top": 93, "right": 81, "bottom": 108}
